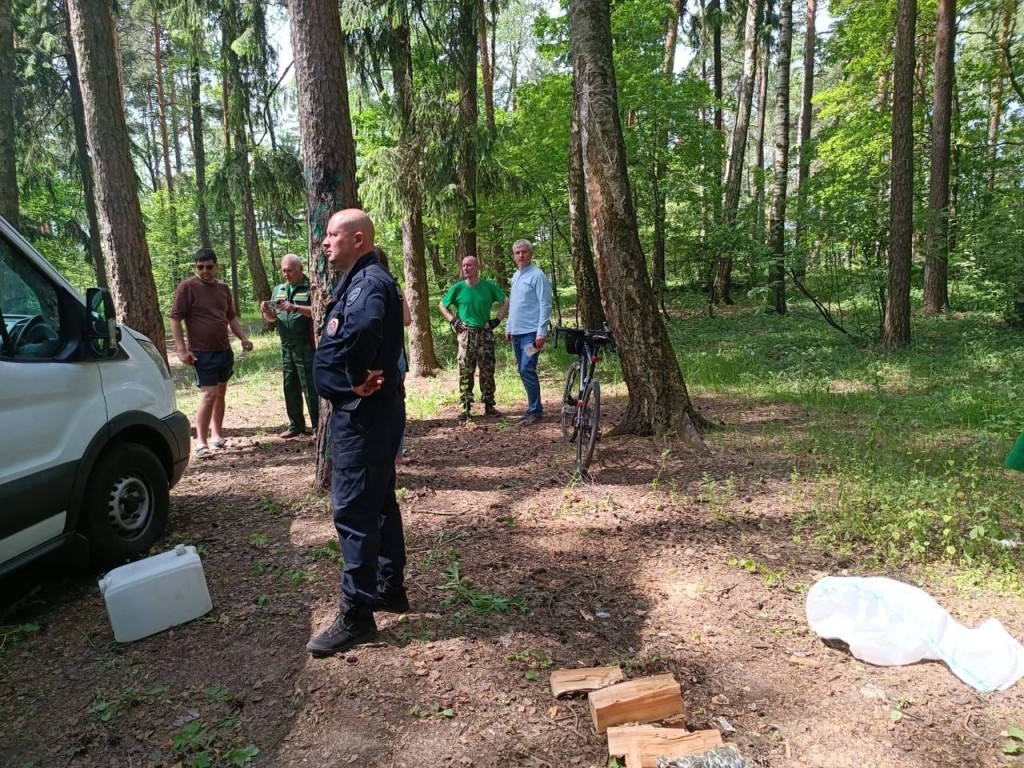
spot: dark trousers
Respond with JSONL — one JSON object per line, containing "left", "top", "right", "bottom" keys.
{"left": 331, "top": 456, "right": 406, "bottom": 608}
{"left": 282, "top": 340, "right": 318, "bottom": 431}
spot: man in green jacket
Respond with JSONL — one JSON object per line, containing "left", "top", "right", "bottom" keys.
{"left": 261, "top": 254, "right": 318, "bottom": 438}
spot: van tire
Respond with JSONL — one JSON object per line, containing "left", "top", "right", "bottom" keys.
{"left": 84, "top": 443, "right": 170, "bottom": 565}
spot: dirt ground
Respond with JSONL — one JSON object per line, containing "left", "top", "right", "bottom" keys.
{"left": 2, "top": 364, "right": 1023, "bottom": 768}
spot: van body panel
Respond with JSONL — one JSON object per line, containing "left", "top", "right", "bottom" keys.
{"left": 0, "top": 512, "right": 67, "bottom": 566}
{"left": 0, "top": 357, "right": 106, "bottom": 485}
{"left": 0, "top": 462, "right": 78, "bottom": 538}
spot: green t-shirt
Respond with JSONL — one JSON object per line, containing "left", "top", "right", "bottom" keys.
{"left": 442, "top": 279, "right": 506, "bottom": 328}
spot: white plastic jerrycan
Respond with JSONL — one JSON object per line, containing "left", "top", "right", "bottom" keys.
{"left": 98, "top": 544, "right": 213, "bottom": 643}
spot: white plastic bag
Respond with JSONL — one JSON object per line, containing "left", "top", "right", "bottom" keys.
{"left": 805, "top": 576, "right": 1024, "bottom": 693}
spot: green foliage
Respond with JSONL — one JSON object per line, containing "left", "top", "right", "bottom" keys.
{"left": 438, "top": 562, "right": 530, "bottom": 614}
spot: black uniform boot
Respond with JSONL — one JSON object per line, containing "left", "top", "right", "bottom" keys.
{"left": 306, "top": 603, "right": 377, "bottom": 657}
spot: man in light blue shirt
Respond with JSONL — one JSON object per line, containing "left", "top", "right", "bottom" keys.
{"left": 504, "top": 239, "right": 553, "bottom": 425}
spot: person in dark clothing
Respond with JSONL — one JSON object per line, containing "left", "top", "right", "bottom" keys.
{"left": 307, "top": 209, "right": 408, "bottom": 658}
{"left": 261, "top": 254, "right": 318, "bottom": 438}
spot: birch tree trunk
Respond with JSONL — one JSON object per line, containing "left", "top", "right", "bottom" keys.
{"left": 570, "top": 0, "right": 708, "bottom": 448}
{"left": 715, "top": 0, "right": 761, "bottom": 304}
{"left": 793, "top": 0, "right": 817, "bottom": 277}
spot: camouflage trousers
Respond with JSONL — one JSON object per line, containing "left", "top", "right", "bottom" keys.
{"left": 457, "top": 327, "right": 496, "bottom": 408}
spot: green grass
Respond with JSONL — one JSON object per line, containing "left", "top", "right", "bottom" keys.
{"left": 663, "top": 286, "right": 1024, "bottom": 577}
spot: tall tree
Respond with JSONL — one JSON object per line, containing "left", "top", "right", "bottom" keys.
{"left": 767, "top": 0, "right": 792, "bottom": 314}
{"left": 454, "top": 0, "right": 478, "bottom": 263}
{"left": 715, "top": 0, "right": 761, "bottom": 304}
{"left": 883, "top": 0, "right": 916, "bottom": 351}
{"left": 66, "top": 0, "right": 167, "bottom": 356}
{"left": 986, "top": 0, "right": 1013, "bottom": 193}
{"left": 64, "top": 0, "right": 107, "bottom": 288}
{"left": 0, "top": 0, "right": 18, "bottom": 228}
{"left": 568, "top": 70, "right": 604, "bottom": 330}
{"left": 651, "top": 0, "right": 683, "bottom": 297}
{"left": 221, "top": 0, "right": 270, "bottom": 301}
{"left": 793, "top": 0, "right": 816, "bottom": 275}
{"left": 922, "top": 0, "right": 955, "bottom": 314}
{"left": 569, "top": 0, "right": 707, "bottom": 448}
{"left": 289, "top": 0, "right": 359, "bottom": 488}
{"left": 387, "top": 0, "right": 439, "bottom": 376}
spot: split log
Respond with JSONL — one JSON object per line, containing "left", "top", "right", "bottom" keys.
{"left": 588, "top": 673, "right": 684, "bottom": 733}
{"left": 622, "top": 729, "right": 723, "bottom": 768}
{"left": 550, "top": 665, "right": 624, "bottom": 697}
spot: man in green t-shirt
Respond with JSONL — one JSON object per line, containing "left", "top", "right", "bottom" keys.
{"left": 439, "top": 255, "right": 509, "bottom": 422}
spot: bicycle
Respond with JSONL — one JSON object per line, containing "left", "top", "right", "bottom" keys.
{"left": 554, "top": 325, "right": 615, "bottom": 472}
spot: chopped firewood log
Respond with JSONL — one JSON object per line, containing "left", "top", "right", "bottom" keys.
{"left": 588, "top": 673, "right": 684, "bottom": 733}
{"left": 624, "top": 729, "right": 723, "bottom": 768}
{"left": 549, "top": 665, "right": 624, "bottom": 697}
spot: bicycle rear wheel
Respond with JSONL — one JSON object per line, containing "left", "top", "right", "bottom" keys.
{"left": 561, "top": 361, "right": 581, "bottom": 443}
{"left": 577, "top": 379, "right": 601, "bottom": 470}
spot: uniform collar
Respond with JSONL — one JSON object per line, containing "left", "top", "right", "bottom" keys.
{"left": 334, "top": 250, "right": 380, "bottom": 299}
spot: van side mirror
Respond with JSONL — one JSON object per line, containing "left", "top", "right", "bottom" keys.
{"left": 86, "top": 287, "right": 119, "bottom": 358}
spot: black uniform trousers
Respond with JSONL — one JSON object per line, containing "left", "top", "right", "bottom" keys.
{"left": 330, "top": 397, "right": 406, "bottom": 608}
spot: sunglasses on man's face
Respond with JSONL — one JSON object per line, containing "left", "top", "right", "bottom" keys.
{"left": 195, "top": 264, "right": 216, "bottom": 271}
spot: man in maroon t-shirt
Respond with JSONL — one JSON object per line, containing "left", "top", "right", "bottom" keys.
{"left": 170, "top": 248, "right": 253, "bottom": 458}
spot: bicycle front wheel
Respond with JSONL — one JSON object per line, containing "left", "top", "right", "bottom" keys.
{"left": 561, "top": 361, "right": 581, "bottom": 443}
{"left": 577, "top": 379, "right": 601, "bottom": 470}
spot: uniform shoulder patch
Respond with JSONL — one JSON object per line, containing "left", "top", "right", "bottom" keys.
{"left": 346, "top": 286, "right": 363, "bottom": 305}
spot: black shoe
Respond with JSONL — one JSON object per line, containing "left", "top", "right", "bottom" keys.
{"left": 279, "top": 428, "right": 303, "bottom": 439}
{"left": 517, "top": 413, "right": 542, "bottom": 426}
{"left": 306, "top": 604, "right": 378, "bottom": 657}
{"left": 378, "top": 587, "right": 410, "bottom": 614}
{"left": 484, "top": 404, "right": 501, "bottom": 417}
{"left": 457, "top": 410, "right": 471, "bottom": 423}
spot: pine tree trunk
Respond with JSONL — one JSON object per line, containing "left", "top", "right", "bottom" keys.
{"left": 454, "top": 0, "right": 478, "bottom": 262}
{"left": 190, "top": 56, "right": 211, "bottom": 249}
{"left": 884, "top": 0, "right": 916, "bottom": 351}
{"left": 478, "top": 0, "right": 496, "bottom": 134}
{"left": 388, "top": 3, "right": 439, "bottom": 376}
{"left": 570, "top": 0, "right": 708, "bottom": 448}
{"left": 768, "top": 0, "right": 792, "bottom": 315}
{"left": 987, "top": 0, "right": 1012, "bottom": 194}
{"left": 568, "top": 70, "right": 605, "bottom": 331}
{"left": 0, "top": 0, "right": 17, "bottom": 229}
{"left": 793, "top": 0, "right": 816, "bottom": 277}
{"left": 222, "top": 0, "right": 270, "bottom": 302}
{"left": 66, "top": 0, "right": 166, "bottom": 357}
{"left": 922, "top": 0, "right": 954, "bottom": 314}
{"left": 64, "top": 2, "right": 107, "bottom": 289}
{"left": 290, "top": 0, "right": 360, "bottom": 490}
{"left": 152, "top": 10, "right": 180, "bottom": 277}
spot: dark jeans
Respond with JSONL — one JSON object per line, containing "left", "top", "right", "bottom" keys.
{"left": 511, "top": 333, "right": 542, "bottom": 416}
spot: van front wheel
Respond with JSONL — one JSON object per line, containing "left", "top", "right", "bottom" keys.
{"left": 84, "top": 443, "right": 169, "bottom": 565}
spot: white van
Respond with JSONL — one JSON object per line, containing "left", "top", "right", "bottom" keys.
{"left": 0, "top": 216, "right": 189, "bottom": 575}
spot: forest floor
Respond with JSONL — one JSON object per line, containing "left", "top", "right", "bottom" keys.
{"left": 2, "top": 359, "right": 1023, "bottom": 768}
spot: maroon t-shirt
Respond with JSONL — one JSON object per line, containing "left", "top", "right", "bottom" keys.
{"left": 170, "top": 276, "right": 236, "bottom": 352}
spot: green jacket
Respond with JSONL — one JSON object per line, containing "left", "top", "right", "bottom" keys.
{"left": 271, "top": 278, "right": 313, "bottom": 344}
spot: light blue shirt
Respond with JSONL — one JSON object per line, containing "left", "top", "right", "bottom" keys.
{"left": 506, "top": 262, "right": 553, "bottom": 338}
